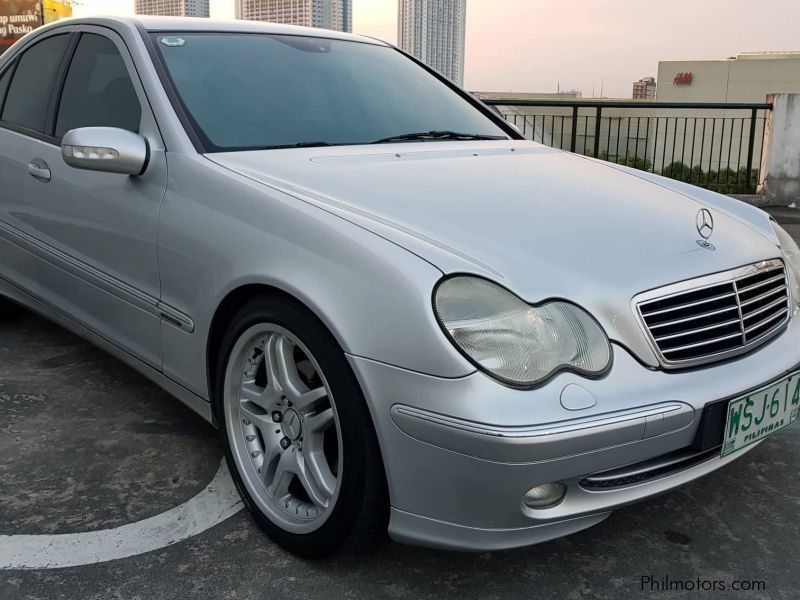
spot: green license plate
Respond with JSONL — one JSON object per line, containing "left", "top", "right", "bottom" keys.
{"left": 722, "top": 369, "right": 800, "bottom": 457}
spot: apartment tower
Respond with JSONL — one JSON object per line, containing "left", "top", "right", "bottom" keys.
{"left": 235, "top": 0, "right": 353, "bottom": 32}
{"left": 398, "top": 0, "right": 467, "bottom": 86}
{"left": 134, "top": 0, "right": 210, "bottom": 18}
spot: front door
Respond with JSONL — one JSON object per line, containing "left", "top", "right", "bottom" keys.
{"left": 1, "top": 27, "right": 167, "bottom": 368}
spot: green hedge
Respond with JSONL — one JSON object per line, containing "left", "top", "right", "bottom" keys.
{"left": 587, "top": 152, "right": 758, "bottom": 194}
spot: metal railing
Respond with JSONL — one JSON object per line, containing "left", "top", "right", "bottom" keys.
{"left": 483, "top": 99, "right": 773, "bottom": 194}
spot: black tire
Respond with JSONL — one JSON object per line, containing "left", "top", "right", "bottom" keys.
{"left": 0, "top": 296, "right": 23, "bottom": 320}
{"left": 213, "top": 294, "right": 389, "bottom": 558}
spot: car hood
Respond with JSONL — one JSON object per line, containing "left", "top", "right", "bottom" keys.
{"left": 208, "top": 141, "right": 781, "bottom": 365}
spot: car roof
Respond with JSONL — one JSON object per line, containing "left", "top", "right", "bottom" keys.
{"left": 51, "top": 16, "right": 388, "bottom": 46}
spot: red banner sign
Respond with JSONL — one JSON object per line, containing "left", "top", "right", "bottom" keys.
{"left": 0, "top": 1, "right": 43, "bottom": 54}
{"left": 673, "top": 72, "right": 693, "bottom": 85}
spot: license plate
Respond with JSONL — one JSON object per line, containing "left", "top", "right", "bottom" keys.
{"left": 722, "top": 369, "right": 800, "bottom": 457}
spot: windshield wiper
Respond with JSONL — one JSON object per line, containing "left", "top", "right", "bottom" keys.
{"left": 264, "top": 141, "right": 338, "bottom": 149}
{"left": 370, "top": 131, "right": 507, "bottom": 144}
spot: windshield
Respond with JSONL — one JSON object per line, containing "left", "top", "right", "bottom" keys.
{"left": 152, "top": 33, "right": 509, "bottom": 152}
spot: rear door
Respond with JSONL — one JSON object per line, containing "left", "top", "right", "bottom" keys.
{"left": 0, "top": 32, "right": 70, "bottom": 300}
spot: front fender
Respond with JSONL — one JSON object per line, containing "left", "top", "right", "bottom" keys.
{"left": 156, "top": 154, "right": 474, "bottom": 399}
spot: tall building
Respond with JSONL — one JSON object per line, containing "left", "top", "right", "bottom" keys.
{"left": 134, "top": 0, "right": 210, "bottom": 18}
{"left": 235, "top": 0, "right": 353, "bottom": 33}
{"left": 632, "top": 76, "right": 656, "bottom": 100}
{"left": 398, "top": 0, "right": 467, "bottom": 86}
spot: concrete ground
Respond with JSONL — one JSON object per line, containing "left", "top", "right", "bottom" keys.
{"left": 1, "top": 217, "right": 799, "bottom": 600}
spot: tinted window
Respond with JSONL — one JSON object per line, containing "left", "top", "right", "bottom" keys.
{"left": 2, "top": 35, "right": 69, "bottom": 132}
{"left": 154, "top": 33, "right": 506, "bottom": 151}
{"left": 56, "top": 34, "right": 141, "bottom": 137}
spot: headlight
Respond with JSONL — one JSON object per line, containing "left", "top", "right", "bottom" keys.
{"left": 433, "top": 276, "right": 612, "bottom": 387}
{"left": 773, "top": 222, "right": 800, "bottom": 306}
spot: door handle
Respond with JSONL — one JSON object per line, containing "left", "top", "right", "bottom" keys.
{"left": 27, "top": 161, "right": 51, "bottom": 182}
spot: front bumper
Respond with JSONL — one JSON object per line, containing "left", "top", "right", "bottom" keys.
{"left": 347, "top": 311, "right": 800, "bottom": 551}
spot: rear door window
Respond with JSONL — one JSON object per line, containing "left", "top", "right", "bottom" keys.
{"left": 1, "top": 34, "right": 70, "bottom": 133}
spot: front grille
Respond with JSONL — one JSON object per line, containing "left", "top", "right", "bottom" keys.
{"left": 637, "top": 260, "right": 791, "bottom": 367}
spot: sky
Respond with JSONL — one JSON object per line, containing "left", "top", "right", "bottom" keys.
{"left": 73, "top": 0, "right": 800, "bottom": 98}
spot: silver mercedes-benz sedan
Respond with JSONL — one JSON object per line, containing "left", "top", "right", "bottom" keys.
{"left": 0, "top": 17, "right": 798, "bottom": 558}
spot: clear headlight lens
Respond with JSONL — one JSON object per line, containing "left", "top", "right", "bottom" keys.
{"left": 434, "top": 276, "right": 612, "bottom": 387}
{"left": 773, "top": 222, "right": 800, "bottom": 306}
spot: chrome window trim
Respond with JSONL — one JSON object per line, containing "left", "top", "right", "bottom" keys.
{"left": 633, "top": 259, "right": 792, "bottom": 369}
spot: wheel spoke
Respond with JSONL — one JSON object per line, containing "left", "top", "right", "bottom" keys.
{"left": 296, "top": 449, "right": 336, "bottom": 508}
{"left": 272, "top": 335, "right": 306, "bottom": 400}
{"left": 305, "top": 407, "right": 334, "bottom": 433}
{"left": 293, "top": 386, "right": 328, "bottom": 412}
{"left": 261, "top": 334, "right": 284, "bottom": 396}
{"left": 266, "top": 448, "right": 296, "bottom": 499}
{"left": 259, "top": 435, "right": 283, "bottom": 486}
{"left": 239, "top": 379, "right": 272, "bottom": 411}
{"left": 239, "top": 402, "right": 273, "bottom": 433}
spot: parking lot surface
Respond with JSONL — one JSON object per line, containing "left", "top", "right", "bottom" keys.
{"left": 1, "top": 214, "right": 799, "bottom": 600}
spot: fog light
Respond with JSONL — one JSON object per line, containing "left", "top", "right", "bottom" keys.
{"left": 523, "top": 482, "right": 566, "bottom": 509}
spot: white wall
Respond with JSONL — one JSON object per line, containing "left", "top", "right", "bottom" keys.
{"left": 759, "top": 93, "right": 800, "bottom": 204}
{"left": 657, "top": 54, "right": 800, "bottom": 103}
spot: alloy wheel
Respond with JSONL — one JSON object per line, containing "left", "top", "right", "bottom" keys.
{"left": 223, "top": 324, "right": 342, "bottom": 533}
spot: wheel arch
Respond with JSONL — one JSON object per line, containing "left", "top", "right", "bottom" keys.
{"left": 209, "top": 283, "right": 392, "bottom": 552}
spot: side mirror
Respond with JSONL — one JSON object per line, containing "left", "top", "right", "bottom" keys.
{"left": 61, "top": 127, "right": 149, "bottom": 176}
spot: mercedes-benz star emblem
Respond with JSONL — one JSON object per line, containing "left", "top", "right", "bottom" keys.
{"left": 282, "top": 409, "right": 303, "bottom": 441}
{"left": 696, "top": 209, "right": 715, "bottom": 250}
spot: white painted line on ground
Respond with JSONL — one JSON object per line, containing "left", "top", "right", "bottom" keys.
{"left": 0, "top": 459, "right": 243, "bottom": 570}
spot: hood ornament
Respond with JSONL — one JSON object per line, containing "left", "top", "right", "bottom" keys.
{"left": 696, "top": 209, "right": 715, "bottom": 250}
